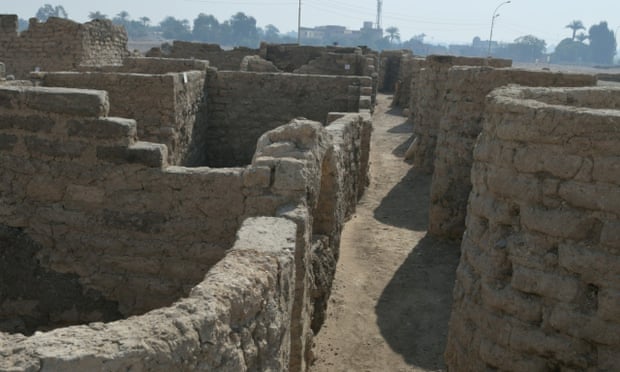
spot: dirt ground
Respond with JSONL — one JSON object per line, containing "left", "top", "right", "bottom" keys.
{"left": 310, "top": 94, "right": 461, "bottom": 372}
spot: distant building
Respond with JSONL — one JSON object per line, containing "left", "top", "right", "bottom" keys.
{"left": 300, "top": 21, "right": 383, "bottom": 45}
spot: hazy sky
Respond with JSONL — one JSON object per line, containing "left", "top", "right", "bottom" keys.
{"left": 3, "top": 1, "right": 619, "bottom": 47}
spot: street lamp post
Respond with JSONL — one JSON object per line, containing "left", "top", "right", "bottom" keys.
{"left": 487, "top": 1, "right": 511, "bottom": 57}
{"left": 297, "top": 0, "right": 302, "bottom": 45}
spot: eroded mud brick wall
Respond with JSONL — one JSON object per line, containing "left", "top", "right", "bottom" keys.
{"left": 80, "top": 56, "right": 210, "bottom": 75}
{"left": 261, "top": 44, "right": 358, "bottom": 72}
{"left": 146, "top": 40, "right": 258, "bottom": 70}
{"left": 0, "top": 15, "right": 128, "bottom": 79}
{"left": 378, "top": 50, "right": 412, "bottom": 92}
{"left": 0, "top": 86, "right": 247, "bottom": 326}
{"left": 205, "top": 70, "right": 371, "bottom": 167}
{"left": 41, "top": 69, "right": 208, "bottom": 166}
{"left": 429, "top": 67, "right": 596, "bottom": 240}
{"left": 445, "top": 86, "right": 620, "bottom": 371}
{"left": 410, "top": 55, "right": 511, "bottom": 173}
{"left": 0, "top": 217, "right": 298, "bottom": 371}
{"left": 393, "top": 55, "right": 425, "bottom": 108}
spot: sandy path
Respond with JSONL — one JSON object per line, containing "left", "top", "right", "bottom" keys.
{"left": 310, "top": 94, "right": 461, "bottom": 372}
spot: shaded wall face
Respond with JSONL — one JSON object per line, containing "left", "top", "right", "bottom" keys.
{"left": 445, "top": 86, "right": 620, "bottom": 371}
{"left": 204, "top": 71, "right": 370, "bottom": 167}
{"left": 428, "top": 67, "right": 597, "bottom": 240}
{"left": 0, "top": 225, "right": 122, "bottom": 335}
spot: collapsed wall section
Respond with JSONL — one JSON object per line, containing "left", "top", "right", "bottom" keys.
{"left": 205, "top": 70, "right": 372, "bottom": 167}
{"left": 0, "top": 15, "right": 128, "bottom": 79}
{"left": 409, "top": 55, "right": 511, "bottom": 173}
{"left": 429, "top": 67, "right": 596, "bottom": 240}
{"left": 40, "top": 69, "right": 208, "bottom": 166}
{"left": 445, "top": 86, "right": 620, "bottom": 371}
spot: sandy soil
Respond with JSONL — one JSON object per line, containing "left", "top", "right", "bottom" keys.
{"left": 310, "top": 95, "right": 461, "bottom": 372}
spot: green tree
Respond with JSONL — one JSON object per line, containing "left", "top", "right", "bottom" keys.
{"left": 263, "top": 24, "right": 280, "bottom": 42}
{"left": 36, "top": 4, "right": 68, "bottom": 21}
{"left": 552, "top": 38, "right": 589, "bottom": 64}
{"left": 114, "top": 11, "right": 130, "bottom": 26}
{"left": 88, "top": 11, "right": 107, "bottom": 20}
{"left": 588, "top": 21, "right": 616, "bottom": 64}
{"left": 575, "top": 32, "right": 588, "bottom": 43}
{"left": 510, "top": 35, "right": 547, "bottom": 62}
{"left": 160, "top": 16, "right": 191, "bottom": 40}
{"left": 18, "top": 18, "right": 28, "bottom": 31}
{"left": 385, "top": 26, "right": 400, "bottom": 44}
{"left": 140, "top": 17, "right": 150, "bottom": 27}
{"left": 229, "top": 12, "right": 259, "bottom": 47}
{"left": 565, "top": 20, "right": 585, "bottom": 40}
{"left": 193, "top": 13, "right": 220, "bottom": 42}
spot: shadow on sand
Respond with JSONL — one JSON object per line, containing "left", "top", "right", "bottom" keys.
{"left": 375, "top": 234, "right": 461, "bottom": 370}
{"left": 373, "top": 166, "right": 431, "bottom": 232}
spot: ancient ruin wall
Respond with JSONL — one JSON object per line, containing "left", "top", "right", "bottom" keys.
{"left": 445, "top": 86, "right": 620, "bottom": 371}
{"left": 378, "top": 50, "right": 411, "bottom": 93}
{"left": 393, "top": 55, "right": 425, "bottom": 109}
{"left": 205, "top": 70, "right": 371, "bottom": 167}
{"left": 40, "top": 69, "right": 208, "bottom": 166}
{"left": 429, "top": 67, "right": 596, "bottom": 240}
{"left": 0, "top": 217, "right": 298, "bottom": 372}
{"left": 0, "top": 15, "right": 128, "bottom": 79}
{"left": 0, "top": 86, "right": 246, "bottom": 322}
{"left": 409, "top": 55, "right": 511, "bottom": 173}
{"left": 0, "top": 81, "right": 372, "bottom": 369}
{"left": 79, "top": 56, "right": 210, "bottom": 75}
{"left": 146, "top": 41, "right": 258, "bottom": 71}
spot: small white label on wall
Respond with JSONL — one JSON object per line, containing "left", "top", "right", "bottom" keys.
{"left": 344, "top": 64, "right": 351, "bottom": 70}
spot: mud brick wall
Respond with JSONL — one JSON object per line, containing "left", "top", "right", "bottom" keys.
{"left": 79, "top": 56, "right": 210, "bottom": 75}
{"left": 378, "top": 50, "right": 411, "bottom": 93}
{"left": 409, "top": 55, "right": 512, "bottom": 173}
{"left": 0, "top": 15, "right": 128, "bottom": 79}
{"left": 0, "top": 81, "right": 372, "bottom": 369}
{"left": 146, "top": 40, "right": 258, "bottom": 71}
{"left": 0, "top": 217, "right": 298, "bottom": 372}
{"left": 41, "top": 70, "right": 207, "bottom": 166}
{"left": 260, "top": 43, "right": 354, "bottom": 72}
{"left": 294, "top": 52, "right": 367, "bottom": 76}
{"left": 393, "top": 55, "right": 425, "bottom": 108}
{"left": 205, "top": 70, "right": 371, "bottom": 167}
{"left": 250, "top": 114, "right": 371, "bottom": 370}
{"left": 429, "top": 67, "right": 596, "bottom": 240}
{"left": 445, "top": 86, "right": 620, "bottom": 371}
{"left": 0, "top": 86, "right": 246, "bottom": 321}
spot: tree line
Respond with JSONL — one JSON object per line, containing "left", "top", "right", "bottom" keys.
{"left": 21, "top": 5, "right": 620, "bottom": 64}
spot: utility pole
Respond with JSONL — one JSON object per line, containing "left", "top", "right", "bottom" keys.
{"left": 376, "top": 0, "right": 383, "bottom": 30}
{"left": 488, "top": 1, "right": 511, "bottom": 57}
{"left": 297, "top": 0, "right": 302, "bottom": 44}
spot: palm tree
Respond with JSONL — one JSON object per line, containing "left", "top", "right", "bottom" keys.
{"left": 116, "top": 11, "right": 130, "bottom": 23}
{"left": 140, "top": 16, "right": 150, "bottom": 27}
{"left": 88, "top": 11, "right": 107, "bottom": 20}
{"left": 576, "top": 32, "right": 588, "bottom": 43}
{"left": 385, "top": 26, "right": 400, "bottom": 44}
{"left": 566, "top": 20, "right": 585, "bottom": 40}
